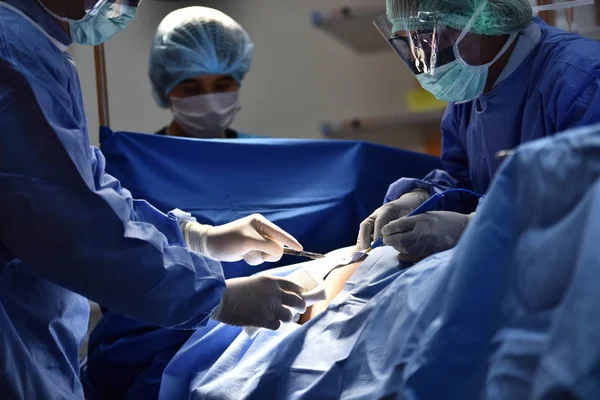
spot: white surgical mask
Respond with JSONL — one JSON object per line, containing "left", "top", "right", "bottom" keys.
{"left": 170, "top": 92, "right": 240, "bottom": 138}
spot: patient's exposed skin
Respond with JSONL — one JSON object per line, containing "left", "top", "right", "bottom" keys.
{"left": 298, "top": 261, "right": 361, "bottom": 324}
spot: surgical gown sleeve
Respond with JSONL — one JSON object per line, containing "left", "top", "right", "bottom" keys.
{"left": 0, "top": 57, "right": 225, "bottom": 330}
{"left": 384, "top": 106, "right": 477, "bottom": 213}
{"left": 89, "top": 146, "right": 186, "bottom": 245}
{"left": 549, "top": 65, "right": 600, "bottom": 132}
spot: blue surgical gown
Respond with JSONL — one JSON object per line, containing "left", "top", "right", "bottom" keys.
{"left": 0, "top": 1, "right": 225, "bottom": 398}
{"left": 386, "top": 19, "right": 600, "bottom": 213}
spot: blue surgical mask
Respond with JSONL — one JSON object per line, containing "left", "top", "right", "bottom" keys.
{"left": 416, "top": 1, "right": 518, "bottom": 103}
{"left": 417, "top": 33, "right": 517, "bottom": 103}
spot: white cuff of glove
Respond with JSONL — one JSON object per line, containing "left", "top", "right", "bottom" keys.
{"left": 171, "top": 209, "right": 215, "bottom": 255}
{"left": 407, "top": 189, "right": 430, "bottom": 204}
{"left": 181, "top": 220, "right": 213, "bottom": 255}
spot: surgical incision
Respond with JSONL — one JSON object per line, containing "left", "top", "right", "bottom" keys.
{"left": 297, "top": 261, "right": 361, "bottom": 324}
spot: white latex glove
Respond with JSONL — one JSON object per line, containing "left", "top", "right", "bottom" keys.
{"left": 356, "top": 189, "right": 429, "bottom": 251}
{"left": 212, "top": 275, "right": 307, "bottom": 330}
{"left": 181, "top": 214, "right": 302, "bottom": 266}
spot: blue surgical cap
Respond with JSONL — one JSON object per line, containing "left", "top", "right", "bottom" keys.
{"left": 149, "top": 6, "right": 254, "bottom": 108}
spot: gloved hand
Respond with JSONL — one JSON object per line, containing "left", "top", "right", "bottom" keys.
{"left": 211, "top": 275, "right": 307, "bottom": 330}
{"left": 381, "top": 211, "right": 471, "bottom": 263}
{"left": 356, "top": 189, "right": 430, "bottom": 251}
{"left": 181, "top": 214, "right": 302, "bottom": 265}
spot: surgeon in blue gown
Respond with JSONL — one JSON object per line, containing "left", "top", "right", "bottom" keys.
{"left": 0, "top": 1, "right": 308, "bottom": 398}
{"left": 357, "top": 0, "right": 600, "bottom": 263}
{"left": 81, "top": 7, "right": 269, "bottom": 399}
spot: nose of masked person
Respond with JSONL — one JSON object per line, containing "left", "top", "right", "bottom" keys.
{"left": 169, "top": 92, "right": 241, "bottom": 139}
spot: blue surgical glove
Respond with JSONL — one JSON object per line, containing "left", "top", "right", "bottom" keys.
{"left": 381, "top": 211, "right": 472, "bottom": 263}
{"left": 212, "top": 275, "right": 307, "bottom": 330}
{"left": 356, "top": 190, "right": 430, "bottom": 251}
